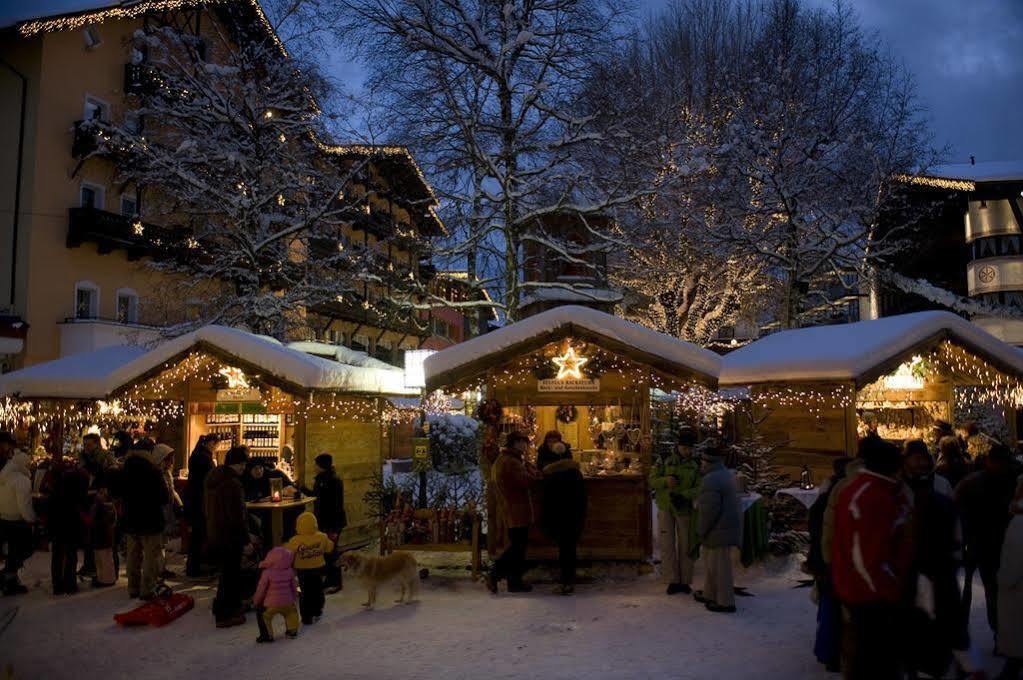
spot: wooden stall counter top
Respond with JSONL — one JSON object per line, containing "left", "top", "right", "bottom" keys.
{"left": 522, "top": 474, "right": 650, "bottom": 561}
{"left": 245, "top": 496, "right": 316, "bottom": 511}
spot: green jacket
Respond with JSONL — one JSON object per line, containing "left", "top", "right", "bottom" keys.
{"left": 649, "top": 451, "right": 701, "bottom": 516}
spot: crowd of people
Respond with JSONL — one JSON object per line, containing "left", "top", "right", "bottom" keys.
{"left": 0, "top": 429, "right": 349, "bottom": 640}
{"left": 806, "top": 423, "right": 1023, "bottom": 680}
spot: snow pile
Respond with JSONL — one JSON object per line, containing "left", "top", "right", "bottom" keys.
{"left": 0, "top": 325, "right": 418, "bottom": 399}
{"left": 286, "top": 340, "right": 400, "bottom": 371}
{"left": 424, "top": 305, "right": 722, "bottom": 387}
{"left": 721, "top": 311, "right": 1023, "bottom": 385}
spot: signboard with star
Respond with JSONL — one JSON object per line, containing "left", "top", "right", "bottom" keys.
{"left": 538, "top": 346, "right": 600, "bottom": 391}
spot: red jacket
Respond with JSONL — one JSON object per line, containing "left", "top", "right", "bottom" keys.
{"left": 832, "top": 470, "right": 914, "bottom": 605}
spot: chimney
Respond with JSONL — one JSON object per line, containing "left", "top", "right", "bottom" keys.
{"left": 970, "top": 155, "right": 975, "bottom": 165}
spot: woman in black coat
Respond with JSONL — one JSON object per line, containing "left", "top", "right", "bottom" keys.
{"left": 540, "top": 441, "right": 587, "bottom": 595}
{"left": 304, "top": 453, "right": 347, "bottom": 592}
{"left": 185, "top": 437, "right": 215, "bottom": 577}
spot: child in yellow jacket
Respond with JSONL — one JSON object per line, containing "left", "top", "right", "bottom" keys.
{"left": 285, "top": 511, "right": 334, "bottom": 624}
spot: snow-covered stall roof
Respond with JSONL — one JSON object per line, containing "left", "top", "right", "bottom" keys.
{"left": 920, "top": 161, "right": 1023, "bottom": 184}
{"left": 720, "top": 311, "right": 1023, "bottom": 387}
{"left": 424, "top": 305, "right": 721, "bottom": 391}
{"left": 0, "top": 325, "right": 417, "bottom": 399}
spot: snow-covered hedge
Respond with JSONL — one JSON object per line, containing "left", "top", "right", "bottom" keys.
{"left": 427, "top": 413, "right": 481, "bottom": 473}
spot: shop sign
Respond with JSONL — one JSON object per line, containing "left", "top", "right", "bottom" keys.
{"left": 538, "top": 378, "right": 600, "bottom": 392}
{"left": 412, "top": 437, "right": 430, "bottom": 464}
{"left": 216, "top": 387, "right": 262, "bottom": 402}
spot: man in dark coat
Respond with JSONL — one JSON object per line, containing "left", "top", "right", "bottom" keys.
{"left": 540, "top": 444, "right": 587, "bottom": 596}
{"left": 115, "top": 439, "right": 168, "bottom": 600}
{"left": 205, "top": 445, "right": 251, "bottom": 627}
{"left": 486, "top": 431, "right": 539, "bottom": 594}
{"left": 44, "top": 460, "right": 90, "bottom": 595}
{"left": 954, "top": 444, "right": 1019, "bottom": 636}
{"left": 306, "top": 453, "right": 347, "bottom": 593}
{"left": 185, "top": 437, "right": 215, "bottom": 578}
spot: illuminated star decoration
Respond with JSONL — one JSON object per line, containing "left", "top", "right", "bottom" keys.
{"left": 218, "top": 366, "right": 249, "bottom": 389}
{"left": 552, "top": 346, "right": 588, "bottom": 380}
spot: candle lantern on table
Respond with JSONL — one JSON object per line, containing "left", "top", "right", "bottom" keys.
{"left": 799, "top": 465, "right": 815, "bottom": 490}
{"left": 270, "top": 477, "right": 283, "bottom": 502}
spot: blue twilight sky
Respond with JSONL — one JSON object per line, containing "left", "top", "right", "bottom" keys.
{"left": 325, "top": 0, "right": 1023, "bottom": 163}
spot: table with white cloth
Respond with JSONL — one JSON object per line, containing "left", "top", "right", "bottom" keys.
{"left": 776, "top": 486, "right": 821, "bottom": 509}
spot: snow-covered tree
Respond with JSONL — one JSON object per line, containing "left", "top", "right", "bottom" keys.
{"left": 334, "top": 0, "right": 664, "bottom": 320}
{"left": 83, "top": 18, "right": 428, "bottom": 338}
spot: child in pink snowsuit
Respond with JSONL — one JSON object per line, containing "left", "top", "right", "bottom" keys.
{"left": 253, "top": 546, "right": 299, "bottom": 642}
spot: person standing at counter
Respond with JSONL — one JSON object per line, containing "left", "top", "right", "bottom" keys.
{"left": 694, "top": 441, "right": 741, "bottom": 613}
{"left": 650, "top": 427, "right": 701, "bottom": 595}
{"left": 537, "top": 431, "right": 570, "bottom": 471}
{"left": 487, "top": 431, "right": 539, "bottom": 594}
{"left": 539, "top": 435, "right": 587, "bottom": 596}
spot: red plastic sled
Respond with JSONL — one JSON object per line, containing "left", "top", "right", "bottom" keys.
{"left": 114, "top": 591, "right": 194, "bottom": 627}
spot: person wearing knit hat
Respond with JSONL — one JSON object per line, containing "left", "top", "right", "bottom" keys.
{"left": 205, "top": 445, "right": 251, "bottom": 627}
{"left": 693, "top": 439, "right": 741, "bottom": 613}
{"left": 304, "top": 453, "right": 347, "bottom": 593}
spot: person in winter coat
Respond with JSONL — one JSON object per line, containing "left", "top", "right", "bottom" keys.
{"left": 938, "top": 436, "right": 971, "bottom": 490}
{"left": 694, "top": 441, "right": 741, "bottom": 613}
{"left": 540, "top": 440, "right": 587, "bottom": 595}
{"left": 486, "top": 431, "right": 539, "bottom": 594}
{"left": 115, "top": 440, "right": 168, "bottom": 600}
{"left": 185, "top": 437, "right": 215, "bottom": 578}
{"left": 284, "top": 511, "right": 334, "bottom": 624}
{"left": 77, "top": 433, "right": 114, "bottom": 579}
{"left": 955, "top": 444, "right": 1019, "bottom": 637}
{"left": 44, "top": 460, "right": 90, "bottom": 595}
{"left": 0, "top": 431, "right": 16, "bottom": 471}
{"left": 0, "top": 451, "right": 36, "bottom": 595}
{"left": 832, "top": 435, "right": 914, "bottom": 680}
{"left": 150, "top": 443, "right": 181, "bottom": 579}
{"left": 206, "top": 445, "right": 251, "bottom": 627}
{"left": 536, "top": 430, "right": 571, "bottom": 472}
{"left": 253, "top": 546, "right": 300, "bottom": 643}
{"left": 243, "top": 462, "right": 294, "bottom": 503}
{"left": 807, "top": 456, "right": 852, "bottom": 673}
{"left": 902, "top": 441, "right": 980, "bottom": 679}
{"left": 649, "top": 428, "right": 701, "bottom": 596}
{"left": 304, "top": 453, "right": 347, "bottom": 593}
{"left": 89, "top": 486, "right": 118, "bottom": 588}
{"left": 997, "top": 479, "right": 1023, "bottom": 680}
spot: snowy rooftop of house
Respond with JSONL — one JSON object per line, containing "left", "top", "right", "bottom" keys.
{"left": 519, "top": 287, "right": 623, "bottom": 307}
{"left": 0, "top": 325, "right": 416, "bottom": 399}
{"left": 720, "top": 311, "right": 1023, "bottom": 387}
{"left": 919, "top": 161, "right": 1023, "bottom": 184}
{"left": 424, "top": 305, "right": 721, "bottom": 390}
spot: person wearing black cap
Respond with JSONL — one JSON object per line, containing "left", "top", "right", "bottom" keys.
{"left": 306, "top": 453, "right": 347, "bottom": 593}
{"left": 205, "top": 445, "right": 251, "bottom": 627}
{"left": 955, "top": 443, "right": 1020, "bottom": 638}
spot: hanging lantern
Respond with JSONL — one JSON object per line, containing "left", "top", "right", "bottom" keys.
{"left": 800, "top": 465, "right": 815, "bottom": 490}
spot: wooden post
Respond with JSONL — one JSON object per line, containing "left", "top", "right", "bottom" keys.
{"left": 378, "top": 397, "right": 386, "bottom": 556}
{"left": 294, "top": 409, "right": 307, "bottom": 489}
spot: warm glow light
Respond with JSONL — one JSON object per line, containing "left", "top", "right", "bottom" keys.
{"left": 883, "top": 355, "right": 926, "bottom": 391}
{"left": 552, "top": 346, "right": 588, "bottom": 380}
{"left": 404, "top": 349, "right": 436, "bottom": 389}
{"left": 218, "top": 366, "right": 249, "bottom": 389}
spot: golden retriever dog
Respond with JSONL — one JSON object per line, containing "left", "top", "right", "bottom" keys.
{"left": 341, "top": 551, "right": 419, "bottom": 609}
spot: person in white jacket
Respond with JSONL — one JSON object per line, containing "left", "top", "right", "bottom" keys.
{"left": 0, "top": 451, "right": 37, "bottom": 595}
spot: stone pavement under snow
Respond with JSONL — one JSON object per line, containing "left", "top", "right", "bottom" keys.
{"left": 0, "top": 549, "right": 1002, "bottom": 679}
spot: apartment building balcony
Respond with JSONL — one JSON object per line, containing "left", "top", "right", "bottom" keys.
{"left": 67, "top": 206, "right": 180, "bottom": 260}
{"left": 313, "top": 295, "right": 429, "bottom": 338}
{"left": 57, "top": 316, "right": 162, "bottom": 358}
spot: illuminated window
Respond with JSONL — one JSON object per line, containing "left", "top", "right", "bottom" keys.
{"left": 116, "top": 288, "right": 138, "bottom": 324}
{"left": 74, "top": 281, "right": 99, "bottom": 319}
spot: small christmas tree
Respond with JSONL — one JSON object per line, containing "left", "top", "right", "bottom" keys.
{"left": 730, "top": 403, "right": 807, "bottom": 555}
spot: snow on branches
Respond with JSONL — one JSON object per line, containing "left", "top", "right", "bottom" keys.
{"left": 84, "top": 21, "right": 430, "bottom": 339}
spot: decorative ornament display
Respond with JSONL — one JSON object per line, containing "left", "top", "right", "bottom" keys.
{"left": 555, "top": 404, "right": 578, "bottom": 423}
{"left": 217, "top": 366, "right": 249, "bottom": 389}
{"left": 552, "top": 346, "right": 588, "bottom": 380}
{"left": 475, "top": 398, "right": 503, "bottom": 426}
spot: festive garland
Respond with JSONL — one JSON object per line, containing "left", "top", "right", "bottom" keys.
{"left": 475, "top": 398, "right": 503, "bottom": 426}
{"left": 556, "top": 404, "right": 578, "bottom": 423}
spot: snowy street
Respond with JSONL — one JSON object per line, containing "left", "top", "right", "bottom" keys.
{"left": 0, "top": 550, "right": 1000, "bottom": 679}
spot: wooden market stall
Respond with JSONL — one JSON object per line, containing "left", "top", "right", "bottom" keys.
{"left": 720, "top": 311, "right": 1023, "bottom": 479}
{"left": 424, "top": 305, "right": 722, "bottom": 561}
{"left": 0, "top": 325, "right": 419, "bottom": 548}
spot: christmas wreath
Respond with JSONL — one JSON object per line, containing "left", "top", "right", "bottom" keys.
{"left": 475, "top": 398, "right": 503, "bottom": 426}
{"left": 556, "top": 404, "right": 578, "bottom": 423}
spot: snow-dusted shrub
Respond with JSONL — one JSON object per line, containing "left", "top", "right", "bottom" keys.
{"left": 427, "top": 414, "right": 481, "bottom": 473}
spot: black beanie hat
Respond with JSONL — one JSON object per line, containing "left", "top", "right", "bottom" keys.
{"left": 315, "top": 453, "right": 333, "bottom": 469}
{"left": 224, "top": 445, "right": 249, "bottom": 466}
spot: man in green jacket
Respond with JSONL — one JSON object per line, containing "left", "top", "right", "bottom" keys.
{"left": 650, "top": 428, "right": 701, "bottom": 595}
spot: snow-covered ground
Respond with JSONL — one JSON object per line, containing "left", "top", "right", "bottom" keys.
{"left": 0, "top": 547, "right": 1002, "bottom": 679}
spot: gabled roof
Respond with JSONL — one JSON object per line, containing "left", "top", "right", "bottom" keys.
{"left": 424, "top": 305, "right": 721, "bottom": 391}
{"left": 921, "top": 161, "right": 1023, "bottom": 184}
{"left": 2, "top": 0, "right": 286, "bottom": 56}
{"left": 720, "top": 311, "right": 1023, "bottom": 388}
{"left": 0, "top": 325, "right": 417, "bottom": 399}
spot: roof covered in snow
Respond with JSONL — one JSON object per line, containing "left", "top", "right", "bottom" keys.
{"left": 920, "top": 161, "right": 1023, "bottom": 184}
{"left": 424, "top": 305, "right": 721, "bottom": 390}
{"left": 720, "top": 311, "right": 1023, "bottom": 387}
{"left": 0, "top": 325, "right": 416, "bottom": 399}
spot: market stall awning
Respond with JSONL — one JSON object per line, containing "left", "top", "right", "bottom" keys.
{"left": 0, "top": 325, "right": 419, "bottom": 400}
{"left": 720, "top": 311, "right": 1023, "bottom": 388}
{"left": 424, "top": 305, "right": 722, "bottom": 391}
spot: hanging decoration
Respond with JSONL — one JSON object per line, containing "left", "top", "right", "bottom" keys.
{"left": 555, "top": 404, "right": 578, "bottom": 423}
{"left": 552, "top": 346, "right": 588, "bottom": 380}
